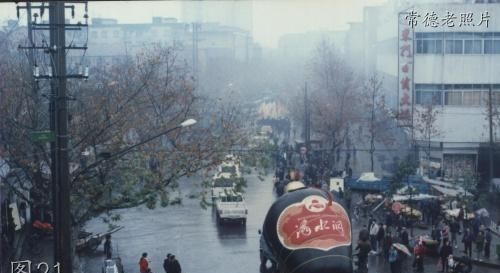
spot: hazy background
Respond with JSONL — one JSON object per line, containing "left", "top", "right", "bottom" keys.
{"left": 0, "top": 0, "right": 387, "bottom": 48}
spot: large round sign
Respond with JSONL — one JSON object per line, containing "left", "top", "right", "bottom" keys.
{"left": 277, "top": 195, "right": 352, "bottom": 251}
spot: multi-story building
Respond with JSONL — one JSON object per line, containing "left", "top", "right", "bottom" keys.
{"left": 345, "top": 0, "right": 500, "bottom": 182}
{"left": 74, "top": 17, "right": 257, "bottom": 73}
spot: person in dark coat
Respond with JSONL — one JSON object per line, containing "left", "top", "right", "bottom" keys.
{"left": 439, "top": 240, "right": 453, "bottom": 272}
{"left": 462, "top": 228, "right": 473, "bottom": 257}
{"left": 169, "top": 255, "right": 181, "bottom": 273}
{"left": 484, "top": 229, "right": 492, "bottom": 259}
{"left": 359, "top": 225, "right": 369, "bottom": 242}
{"left": 355, "top": 239, "right": 371, "bottom": 272}
{"left": 103, "top": 234, "right": 112, "bottom": 259}
{"left": 163, "top": 254, "right": 171, "bottom": 273}
{"left": 376, "top": 223, "right": 385, "bottom": 254}
{"left": 400, "top": 227, "right": 409, "bottom": 248}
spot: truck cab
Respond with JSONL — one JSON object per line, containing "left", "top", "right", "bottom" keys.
{"left": 215, "top": 190, "right": 248, "bottom": 225}
{"left": 211, "top": 177, "right": 236, "bottom": 200}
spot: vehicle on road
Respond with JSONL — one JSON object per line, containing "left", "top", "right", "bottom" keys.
{"left": 211, "top": 177, "right": 237, "bottom": 200}
{"left": 215, "top": 190, "right": 248, "bottom": 225}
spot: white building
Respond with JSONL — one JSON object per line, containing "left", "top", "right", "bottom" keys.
{"left": 71, "top": 17, "right": 257, "bottom": 72}
{"left": 346, "top": 0, "right": 500, "bottom": 181}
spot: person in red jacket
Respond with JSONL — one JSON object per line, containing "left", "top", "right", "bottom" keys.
{"left": 139, "top": 253, "right": 150, "bottom": 273}
{"left": 413, "top": 240, "right": 425, "bottom": 273}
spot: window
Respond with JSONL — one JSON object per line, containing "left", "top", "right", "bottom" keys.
{"left": 484, "top": 40, "right": 500, "bottom": 54}
{"left": 464, "top": 40, "right": 482, "bottom": 54}
{"left": 113, "top": 30, "right": 119, "bottom": 38}
{"left": 445, "top": 40, "right": 463, "bottom": 54}
{"left": 445, "top": 92, "right": 462, "bottom": 105}
{"left": 462, "top": 91, "right": 481, "bottom": 106}
{"left": 416, "top": 32, "right": 500, "bottom": 55}
{"left": 416, "top": 91, "right": 442, "bottom": 105}
{"left": 101, "top": 30, "right": 108, "bottom": 39}
{"left": 91, "top": 31, "right": 97, "bottom": 38}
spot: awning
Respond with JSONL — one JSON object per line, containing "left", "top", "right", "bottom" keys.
{"left": 431, "top": 185, "right": 472, "bottom": 197}
{"left": 392, "top": 194, "right": 439, "bottom": 202}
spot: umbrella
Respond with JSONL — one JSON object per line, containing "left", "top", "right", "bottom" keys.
{"left": 475, "top": 208, "right": 489, "bottom": 218}
{"left": 392, "top": 202, "right": 402, "bottom": 214}
{"left": 392, "top": 243, "right": 412, "bottom": 256}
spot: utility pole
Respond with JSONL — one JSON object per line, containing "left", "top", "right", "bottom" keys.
{"left": 304, "top": 82, "right": 310, "bottom": 151}
{"left": 192, "top": 22, "right": 200, "bottom": 79}
{"left": 17, "top": 1, "right": 89, "bottom": 271}
{"left": 489, "top": 85, "right": 494, "bottom": 188}
{"left": 50, "top": 2, "right": 72, "bottom": 272}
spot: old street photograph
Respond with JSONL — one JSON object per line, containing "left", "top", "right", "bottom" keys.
{"left": 1, "top": 1, "right": 500, "bottom": 273}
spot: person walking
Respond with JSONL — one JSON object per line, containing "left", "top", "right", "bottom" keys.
{"left": 441, "top": 222, "right": 450, "bottom": 246}
{"left": 139, "top": 253, "right": 150, "bottom": 273}
{"left": 388, "top": 245, "right": 401, "bottom": 273}
{"left": 450, "top": 218, "right": 460, "bottom": 248}
{"left": 462, "top": 228, "right": 473, "bottom": 257}
{"left": 475, "top": 230, "right": 484, "bottom": 260}
{"left": 163, "top": 254, "right": 171, "bottom": 273}
{"left": 439, "top": 240, "right": 453, "bottom": 272}
{"left": 400, "top": 227, "right": 409, "bottom": 248}
{"left": 484, "top": 229, "right": 492, "bottom": 259}
{"left": 377, "top": 223, "right": 385, "bottom": 254}
{"left": 369, "top": 221, "right": 380, "bottom": 254}
{"left": 169, "top": 255, "right": 182, "bottom": 273}
{"left": 355, "top": 239, "right": 371, "bottom": 273}
{"left": 103, "top": 235, "right": 112, "bottom": 259}
{"left": 413, "top": 240, "right": 425, "bottom": 273}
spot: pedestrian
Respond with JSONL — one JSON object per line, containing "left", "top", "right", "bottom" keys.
{"left": 400, "top": 227, "right": 409, "bottom": 248}
{"left": 139, "top": 253, "right": 150, "bottom": 273}
{"left": 475, "top": 230, "right": 484, "bottom": 260}
{"left": 355, "top": 239, "right": 371, "bottom": 273}
{"left": 169, "top": 255, "right": 181, "bottom": 273}
{"left": 359, "top": 224, "right": 369, "bottom": 242}
{"left": 163, "top": 254, "right": 171, "bottom": 273}
{"left": 462, "top": 227, "right": 473, "bottom": 257}
{"left": 377, "top": 223, "right": 385, "bottom": 254}
{"left": 383, "top": 231, "right": 393, "bottom": 259}
{"left": 388, "top": 245, "right": 400, "bottom": 273}
{"left": 413, "top": 240, "right": 425, "bottom": 273}
{"left": 484, "top": 229, "right": 492, "bottom": 259}
{"left": 369, "top": 221, "right": 380, "bottom": 254}
{"left": 439, "top": 240, "right": 453, "bottom": 272}
{"left": 450, "top": 218, "right": 460, "bottom": 248}
{"left": 441, "top": 222, "right": 450, "bottom": 246}
{"left": 103, "top": 234, "right": 112, "bottom": 259}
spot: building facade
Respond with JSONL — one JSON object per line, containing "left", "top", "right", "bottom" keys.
{"left": 345, "top": 0, "right": 500, "bottom": 181}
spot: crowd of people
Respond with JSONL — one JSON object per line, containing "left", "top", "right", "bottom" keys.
{"left": 353, "top": 192, "right": 499, "bottom": 273}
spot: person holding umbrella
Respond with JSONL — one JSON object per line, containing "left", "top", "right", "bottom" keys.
{"left": 391, "top": 243, "right": 412, "bottom": 273}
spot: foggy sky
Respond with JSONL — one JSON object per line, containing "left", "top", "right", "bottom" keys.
{"left": 0, "top": 0, "right": 387, "bottom": 48}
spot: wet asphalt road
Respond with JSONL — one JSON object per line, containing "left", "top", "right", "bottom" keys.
{"left": 80, "top": 173, "right": 499, "bottom": 273}
{"left": 81, "top": 172, "right": 276, "bottom": 273}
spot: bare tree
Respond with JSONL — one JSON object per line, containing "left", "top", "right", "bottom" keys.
{"left": 0, "top": 37, "right": 246, "bottom": 259}
{"left": 308, "top": 39, "right": 361, "bottom": 169}
{"left": 414, "top": 101, "right": 441, "bottom": 177}
{"left": 361, "top": 73, "right": 396, "bottom": 172}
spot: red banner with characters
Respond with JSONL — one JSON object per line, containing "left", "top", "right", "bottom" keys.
{"left": 276, "top": 195, "right": 351, "bottom": 251}
{"left": 398, "top": 12, "right": 414, "bottom": 127}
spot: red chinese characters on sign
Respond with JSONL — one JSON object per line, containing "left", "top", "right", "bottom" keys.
{"left": 398, "top": 15, "right": 413, "bottom": 125}
{"left": 276, "top": 196, "right": 352, "bottom": 251}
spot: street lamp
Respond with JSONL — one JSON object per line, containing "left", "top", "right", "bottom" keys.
{"left": 180, "top": 118, "right": 197, "bottom": 127}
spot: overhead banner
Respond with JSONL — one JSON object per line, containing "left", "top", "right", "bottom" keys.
{"left": 398, "top": 12, "right": 414, "bottom": 127}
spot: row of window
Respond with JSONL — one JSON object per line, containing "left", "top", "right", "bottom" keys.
{"left": 416, "top": 32, "right": 500, "bottom": 54}
{"left": 415, "top": 84, "right": 500, "bottom": 106}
